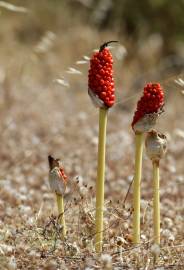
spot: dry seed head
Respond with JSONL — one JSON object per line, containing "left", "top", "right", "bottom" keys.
{"left": 145, "top": 130, "right": 167, "bottom": 162}
{"left": 48, "top": 155, "right": 68, "bottom": 196}
{"left": 133, "top": 111, "right": 160, "bottom": 133}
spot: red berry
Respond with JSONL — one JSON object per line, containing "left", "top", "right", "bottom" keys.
{"left": 88, "top": 44, "right": 115, "bottom": 108}
{"left": 132, "top": 83, "right": 164, "bottom": 128}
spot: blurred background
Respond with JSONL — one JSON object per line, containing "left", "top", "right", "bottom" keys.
{"left": 0, "top": 0, "right": 183, "bottom": 106}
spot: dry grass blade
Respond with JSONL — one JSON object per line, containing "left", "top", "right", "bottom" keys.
{"left": 83, "top": 55, "right": 90, "bottom": 60}
{"left": 174, "top": 78, "right": 184, "bottom": 87}
{"left": 76, "top": 60, "right": 88, "bottom": 65}
{"left": 66, "top": 67, "right": 82, "bottom": 74}
{"left": 53, "top": 78, "right": 70, "bottom": 88}
{"left": 0, "top": 1, "right": 28, "bottom": 13}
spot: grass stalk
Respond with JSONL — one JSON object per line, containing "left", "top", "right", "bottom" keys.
{"left": 56, "top": 193, "right": 66, "bottom": 238}
{"left": 95, "top": 107, "right": 108, "bottom": 253}
{"left": 153, "top": 161, "right": 160, "bottom": 245}
{"left": 133, "top": 132, "right": 144, "bottom": 244}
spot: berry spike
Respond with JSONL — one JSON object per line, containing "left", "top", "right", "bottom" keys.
{"left": 88, "top": 41, "right": 117, "bottom": 108}
{"left": 132, "top": 83, "right": 164, "bottom": 132}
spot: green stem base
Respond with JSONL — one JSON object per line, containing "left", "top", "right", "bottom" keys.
{"left": 153, "top": 161, "right": 160, "bottom": 245}
{"left": 133, "top": 132, "right": 144, "bottom": 244}
{"left": 56, "top": 193, "right": 66, "bottom": 239}
{"left": 95, "top": 108, "right": 108, "bottom": 253}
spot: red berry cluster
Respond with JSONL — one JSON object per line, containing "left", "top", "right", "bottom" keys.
{"left": 132, "top": 83, "right": 164, "bottom": 127}
{"left": 59, "top": 168, "right": 68, "bottom": 184}
{"left": 88, "top": 47, "right": 115, "bottom": 108}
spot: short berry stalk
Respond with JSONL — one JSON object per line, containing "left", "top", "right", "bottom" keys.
{"left": 88, "top": 41, "right": 117, "bottom": 252}
{"left": 132, "top": 83, "right": 164, "bottom": 244}
{"left": 145, "top": 130, "right": 167, "bottom": 245}
{"left": 48, "top": 155, "right": 68, "bottom": 239}
{"left": 56, "top": 192, "right": 66, "bottom": 237}
{"left": 152, "top": 161, "right": 160, "bottom": 244}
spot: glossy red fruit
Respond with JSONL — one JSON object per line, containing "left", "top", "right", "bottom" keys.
{"left": 132, "top": 83, "right": 164, "bottom": 128}
{"left": 88, "top": 41, "right": 116, "bottom": 108}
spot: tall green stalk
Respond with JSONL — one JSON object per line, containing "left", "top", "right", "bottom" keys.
{"left": 56, "top": 193, "right": 66, "bottom": 239}
{"left": 133, "top": 132, "right": 144, "bottom": 244}
{"left": 95, "top": 107, "right": 108, "bottom": 253}
{"left": 153, "top": 161, "right": 160, "bottom": 245}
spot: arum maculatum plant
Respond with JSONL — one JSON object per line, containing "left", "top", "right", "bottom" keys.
{"left": 145, "top": 130, "right": 167, "bottom": 245}
{"left": 131, "top": 83, "right": 164, "bottom": 244}
{"left": 48, "top": 155, "right": 68, "bottom": 239}
{"left": 88, "top": 40, "right": 117, "bottom": 253}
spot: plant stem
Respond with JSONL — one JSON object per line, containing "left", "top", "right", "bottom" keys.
{"left": 133, "top": 132, "right": 144, "bottom": 244}
{"left": 95, "top": 107, "right": 108, "bottom": 253}
{"left": 153, "top": 161, "right": 160, "bottom": 245}
{"left": 56, "top": 193, "right": 66, "bottom": 238}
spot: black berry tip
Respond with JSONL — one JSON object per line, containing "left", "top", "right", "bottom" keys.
{"left": 99, "top": 40, "right": 118, "bottom": 52}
